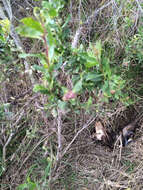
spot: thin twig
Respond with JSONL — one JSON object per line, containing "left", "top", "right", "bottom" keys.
{"left": 56, "top": 109, "right": 62, "bottom": 161}
{"left": 61, "top": 117, "right": 95, "bottom": 157}
{"left": 112, "top": 134, "right": 123, "bottom": 167}
{"left": 11, "top": 110, "right": 24, "bottom": 128}
{"left": 3, "top": 131, "right": 15, "bottom": 164}
{"left": 104, "top": 179, "right": 128, "bottom": 189}
{"left": 11, "top": 136, "right": 48, "bottom": 183}
{"left": 52, "top": 116, "right": 96, "bottom": 176}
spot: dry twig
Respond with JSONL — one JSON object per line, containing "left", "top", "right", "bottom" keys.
{"left": 56, "top": 109, "right": 62, "bottom": 161}
{"left": 62, "top": 116, "right": 95, "bottom": 157}
{"left": 3, "top": 131, "right": 14, "bottom": 165}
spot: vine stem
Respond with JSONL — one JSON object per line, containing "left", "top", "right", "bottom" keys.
{"left": 42, "top": 34, "right": 50, "bottom": 67}
{"left": 41, "top": 22, "right": 50, "bottom": 67}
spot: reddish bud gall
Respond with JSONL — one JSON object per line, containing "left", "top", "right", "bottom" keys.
{"left": 63, "top": 90, "right": 77, "bottom": 101}
{"left": 110, "top": 90, "right": 116, "bottom": 95}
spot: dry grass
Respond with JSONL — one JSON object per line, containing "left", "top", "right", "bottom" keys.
{"left": 0, "top": 0, "right": 143, "bottom": 190}
{"left": 49, "top": 107, "right": 143, "bottom": 190}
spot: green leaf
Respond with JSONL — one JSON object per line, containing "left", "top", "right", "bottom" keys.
{"left": 87, "top": 96, "right": 93, "bottom": 106}
{"left": 19, "top": 53, "right": 44, "bottom": 59}
{"left": 33, "top": 84, "right": 49, "bottom": 94}
{"left": 26, "top": 177, "right": 37, "bottom": 190}
{"left": 94, "top": 40, "right": 102, "bottom": 60}
{"left": 62, "top": 15, "right": 71, "bottom": 28}
{"left": 102, "top": 57, "right": 112, "bottom": 79}
{"left": 58, "top": 100, "right": 67, "bottom": 111}
{"left": 28, "top": 182, "right": 37, "bottom": 190}
{"left": 42, "top": 0, "right": 64, "bottom": 14}
{"left": 85, "top": 61, "right": 98, "bottom": 68}
{"left": 45, "top": 161, "right": 52, "bottom": 178}
{"left": 85, "top": 73, "right": 103, "bottom": 82}
{"left": 0, "top": 35, "right": 5, "bottom": 42}
{"left": 73, "top": 80, "right": 82, "bottom": 93}
{"left": 49, "top": 45, "right": 55, "bottom": 63}
{"left": 49, "top": 7, "right": 58, "bottom": 17}
{"left": 16, "top": 17, "right": 44, "bottom": 39}
{"left": 46, "top": 25, "right": 55, "bottom": 45}
{"left": 41, "top": 2, "right": 58, "bottom": 17}
{"left": 55, "top": 56, "right": 63, "bottom": 70}
{"left": 21, "top": 17, "right": 44, "bottom": 33}
{"left": 82, "top": 54, "right": 99, "bottom": 68}
{"left": 16, "top": 25, "right": 42, "bottom": 39}
{"left": 0, "top": 19, "right": 11, "bottom": 35}
{"left": 32, "top": 65, "right": 45, "bottom": 73}
{"left": 17, "top": 183, "right": 28, "bottom": 190}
